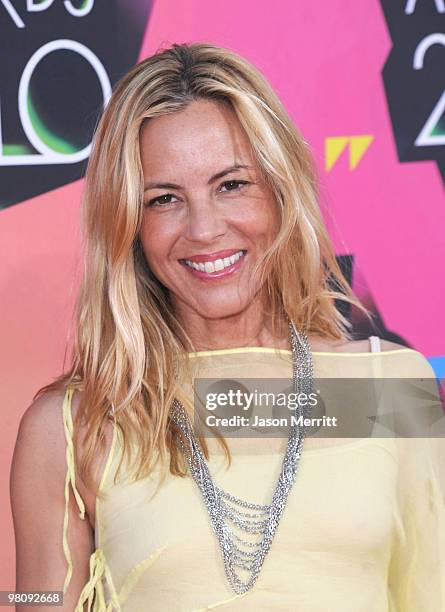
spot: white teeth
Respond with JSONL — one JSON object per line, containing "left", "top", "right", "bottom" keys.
{"left": 183, "top": 250, "right": 245, "bottom": 273}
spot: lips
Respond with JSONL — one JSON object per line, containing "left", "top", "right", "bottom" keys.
{"left": 180, "top": 249, "right": 246, "bottom": 263}
{"left": 179, "top": 249, "right": 247, "bottom": 277}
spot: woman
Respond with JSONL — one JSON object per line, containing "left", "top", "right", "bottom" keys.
{"left": 11, "top": 43, "right": 444, "bottom": 611}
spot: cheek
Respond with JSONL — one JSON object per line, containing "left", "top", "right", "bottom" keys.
{"left": 264, "top": 198, "right": 281, "bottom": 237}
{"left": 241, "top": 198, "right": 280, "bottom": 240}
{"left": 139, "top": 215, "right": 176, "bottom": 272}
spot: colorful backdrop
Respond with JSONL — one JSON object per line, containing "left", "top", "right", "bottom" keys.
{"left": 1, "top": 0, "right": 444, "bottom": 595}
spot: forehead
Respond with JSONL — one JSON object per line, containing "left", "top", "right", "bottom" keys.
{"left": 139, "top": 99, "right": 256, "bottom": 179}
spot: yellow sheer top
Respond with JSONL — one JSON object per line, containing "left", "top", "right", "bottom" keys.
{"left": 61, "top": 342, "right": 445, "bottom": 611}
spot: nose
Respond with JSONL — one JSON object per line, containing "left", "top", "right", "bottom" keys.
{"left": 184, "top": 196, "right": 227, "bottom": 244}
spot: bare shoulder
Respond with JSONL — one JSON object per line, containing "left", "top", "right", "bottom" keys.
{"left": 377, "top": 339, "right": 409, "bottom": 352}
{"left": 12, "top": 386, "right": 108, "bottom": 528}
{"left": 14, "top": 388, "right": 71, "bottom": 481}
{"left": 15, "top": 387, "right": 89, "bottom": 470}
{"left": 308, "top": 334, "right": 408, "bottom": 354}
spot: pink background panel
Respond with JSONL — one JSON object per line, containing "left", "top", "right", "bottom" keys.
{"left": 1, "top": 0, "right": 443, "bottom": 596}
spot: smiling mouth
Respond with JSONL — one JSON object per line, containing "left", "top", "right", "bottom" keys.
{"left": 179, "top": 250, "right": 247, "bottom": 274}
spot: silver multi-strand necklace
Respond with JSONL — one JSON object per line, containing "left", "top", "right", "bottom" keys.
{"left": 169, "top": 319, "right": 313, "bottom": 595}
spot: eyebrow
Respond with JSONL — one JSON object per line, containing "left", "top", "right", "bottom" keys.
{"left": 143, "top": 164, "right": 252, "bottom": 192}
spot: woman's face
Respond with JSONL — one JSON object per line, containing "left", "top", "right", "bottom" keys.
{"left": 139, "top": 98, "right": 280, "bottom": 321}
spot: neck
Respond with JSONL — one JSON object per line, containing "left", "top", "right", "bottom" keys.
{"left": 174, "top": 300, "right": 290, "bottom": 352}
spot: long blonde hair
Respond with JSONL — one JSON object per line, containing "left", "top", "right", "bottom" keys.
{"left": 36, "top": 42, "right": 372, "bottom": 495}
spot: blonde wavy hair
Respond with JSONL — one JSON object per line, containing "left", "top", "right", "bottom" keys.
{"left": 36, "top": 42, "right": 372, "bottom": 495}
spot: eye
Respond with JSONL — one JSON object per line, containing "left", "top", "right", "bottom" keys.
{"left": 219, "top": 180, "right": 249, "bottom": 193}
{"left": 145, "top": 193, "right": 179, "bottom": 208}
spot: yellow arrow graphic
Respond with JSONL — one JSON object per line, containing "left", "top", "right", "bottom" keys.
{"left": 325, "top": 135, "right": 374, "bottom": 171}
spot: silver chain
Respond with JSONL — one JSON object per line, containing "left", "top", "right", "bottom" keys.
{"left": 169, "top": 319, "right": 314, "bottom": 595}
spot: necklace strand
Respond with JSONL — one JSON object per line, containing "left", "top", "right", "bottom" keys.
{"left": 169, "top": 320, "right": 313, "bottom": 594}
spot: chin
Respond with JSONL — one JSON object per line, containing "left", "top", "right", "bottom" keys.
{"left": 192, "top": 297, "right": 251, "bottom": 320}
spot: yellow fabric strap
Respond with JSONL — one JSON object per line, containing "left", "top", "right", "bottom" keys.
{"left": 62, "top": 386, "right": 86, "bottom": 593}
{"left": 73, "top": 549, "right": 119, "bottom": 611}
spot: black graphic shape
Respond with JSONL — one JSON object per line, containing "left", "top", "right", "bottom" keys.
{"left": 379, "top": 1, "right": 445, "bottom": 182}
{"left": 0, "top": 1, "right": 153, "bottom": 210}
